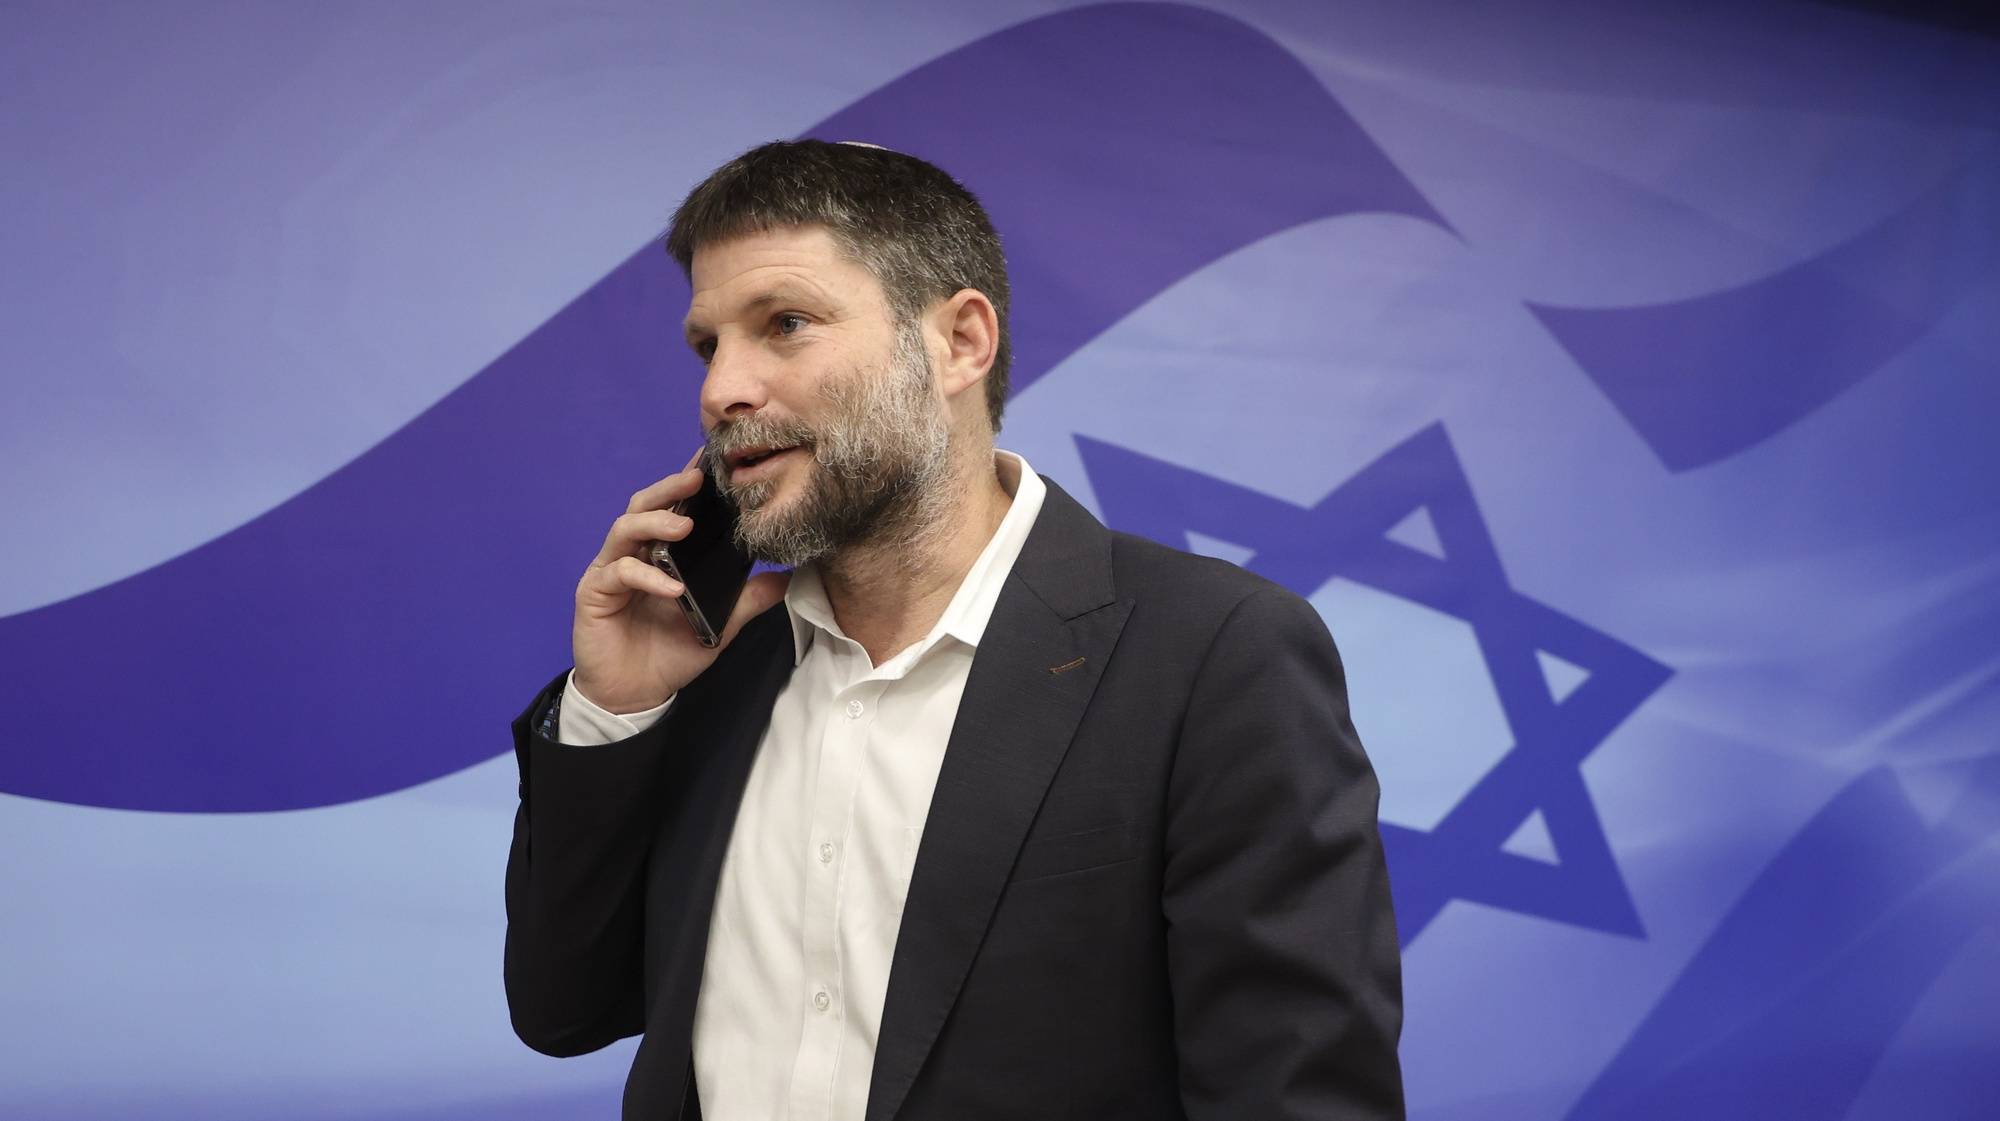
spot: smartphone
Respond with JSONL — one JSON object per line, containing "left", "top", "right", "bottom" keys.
{"left": 643, "top": 465, "right": 754, "bottom": 648}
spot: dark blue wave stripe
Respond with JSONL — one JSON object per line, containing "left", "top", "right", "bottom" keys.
{"left": 0, "top": 2, "right": 1443, "bottom": 811}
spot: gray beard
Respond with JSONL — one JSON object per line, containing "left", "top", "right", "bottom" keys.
{"left": 705, "top": 323, "right": 954, "bottom": 569}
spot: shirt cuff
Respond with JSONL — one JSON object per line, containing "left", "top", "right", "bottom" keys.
{"left": 556, "top": 670, "right": 674, "bottom": 744}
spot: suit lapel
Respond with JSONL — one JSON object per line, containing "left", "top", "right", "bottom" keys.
{"left": 865, "top": 480, "right": 1132, "bottom": 1121}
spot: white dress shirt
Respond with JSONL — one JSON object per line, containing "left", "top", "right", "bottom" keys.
{"left": 557, "top": 451, "right": 1046, "bottom": 1121}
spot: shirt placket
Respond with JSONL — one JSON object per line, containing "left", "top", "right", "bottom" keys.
{"left": 787, "top": 642, "right": 874, "bottom": 1121}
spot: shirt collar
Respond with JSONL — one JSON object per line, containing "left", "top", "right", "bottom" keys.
{"left": 782, "top": 450, "right": 1047, "bottom": 665}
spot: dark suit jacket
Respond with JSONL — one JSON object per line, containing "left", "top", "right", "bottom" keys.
{"left": 505, "top": 478, "right": 1404, "bottom": 1120}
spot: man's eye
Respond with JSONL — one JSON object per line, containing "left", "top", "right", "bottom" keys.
{"left": 775, "top": 313, "right": 807, "bottom": 335}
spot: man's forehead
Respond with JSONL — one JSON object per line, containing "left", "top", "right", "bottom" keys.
{"left": 683, "top": 274, "right": 833, "bottom": 334}
{"left": 684, "top": 227, "right": 879, "bottom": 327}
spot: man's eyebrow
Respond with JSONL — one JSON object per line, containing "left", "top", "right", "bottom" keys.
{"left": 683, "top": 286, "right": 828, "bottom": 341}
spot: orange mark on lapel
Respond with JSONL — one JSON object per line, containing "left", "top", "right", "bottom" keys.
{"left": 1048, "top": 656, "right": 1087, "bottom": 675}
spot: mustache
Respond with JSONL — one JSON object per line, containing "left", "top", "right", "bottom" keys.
{"left": 703, "top": 413, "right": 820, "bottom": 481}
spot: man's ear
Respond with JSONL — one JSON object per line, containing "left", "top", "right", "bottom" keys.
{"left": 931, "top": 288, "right": 998, "bottom": 410}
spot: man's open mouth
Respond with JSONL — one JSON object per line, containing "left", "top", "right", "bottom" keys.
{"left": 728, "top": 444, "right": 801, "bottom": 472}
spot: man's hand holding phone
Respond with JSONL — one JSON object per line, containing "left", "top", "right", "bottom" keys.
{"left": 572, "top": 457, "right": 788, "bottom": 715}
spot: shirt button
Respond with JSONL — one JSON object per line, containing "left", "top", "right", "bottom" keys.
{"left": 846, "top": 699, "right": 864, "bottom": 719}
{"left": 813, "top": 989, "right": 831, "bottom": 1012}
{"left": 818, "top": 842, "right": 835, "bottom": 865}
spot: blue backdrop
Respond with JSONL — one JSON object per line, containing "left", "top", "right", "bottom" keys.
{"left": 4, "top": 2, "right": 1997, "bottom": 1118}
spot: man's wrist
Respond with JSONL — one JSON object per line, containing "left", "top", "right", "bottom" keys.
{"left": 557, "top": 671, "right": 674, "bottom": 744}
{"left": 570, "top": 672, "right": 672, "bottom": 717}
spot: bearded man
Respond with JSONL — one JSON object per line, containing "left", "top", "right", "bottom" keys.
{"left": 504, "top": 140, "right": 1405, "bottom": 1121}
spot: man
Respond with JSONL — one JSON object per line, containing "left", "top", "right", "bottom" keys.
{"left": 504, "top": 139, "right": 1404, "bottom": 1121}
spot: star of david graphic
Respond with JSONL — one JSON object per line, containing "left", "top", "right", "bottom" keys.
{"left": 1077, "top": 424, "right": 1673, "bottom": 945}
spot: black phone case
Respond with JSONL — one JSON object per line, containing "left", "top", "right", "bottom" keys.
{"left": 645, "top": 468, "right": 754, "bottom": 647}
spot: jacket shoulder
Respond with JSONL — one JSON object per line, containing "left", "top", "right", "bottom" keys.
{"left": 1103, "top": 528, "right": 1325, "bottom": 640}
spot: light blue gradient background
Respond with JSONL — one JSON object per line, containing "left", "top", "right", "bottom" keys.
{"left": 5, "top": 2, "right": 1996, "bottom": 1118}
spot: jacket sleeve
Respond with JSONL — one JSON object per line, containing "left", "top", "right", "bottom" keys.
{"left": 1163, "top": 586, "right": 1406, "bottom": 1120}
{"left": 503, "top": 669, "right": 676, "bottom": 1057}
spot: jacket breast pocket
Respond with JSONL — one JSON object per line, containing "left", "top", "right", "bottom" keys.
{"left": 1007, "top": 820, "right": 1138, "bottom": 883}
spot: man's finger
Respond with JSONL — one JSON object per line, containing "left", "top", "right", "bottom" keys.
{"left": 590, "top": 509, "right": 693, "bottom": 568}
{"left": 624, "top": 456, "right": 707, "bottom": 515}
{"left": 577, "top": 555, "right": 685, "bottom": 610}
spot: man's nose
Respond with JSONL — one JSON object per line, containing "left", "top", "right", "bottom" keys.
{"left": 698, "top": 340, "right": 770, "bottom": 428}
